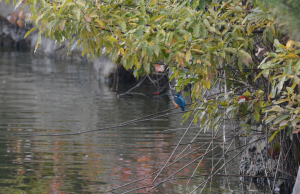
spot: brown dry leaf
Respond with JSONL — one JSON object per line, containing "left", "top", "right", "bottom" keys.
{"left": 171, "top": 37, "right": 176, "bottom": 45}
{"left": 19, "top": 10, "right": 25, "bottom": 19}
{"left": 12, "top": 12, "right": 18, "bottom": 18}
{"left": 17, "top": 19, "right": 22, "bottom": 27}
{"left": 243, "top": 57, "right": 252, "bottom": 67}
{"left": 7, "top": 15, "right": 16, "bottom": 23}
{"left": 179, "top": 59, "right": 184, "bottom": 69}
{"left": 208, "top": 72, "right": 214, "bottom": 84}
{"left": 292, "top": 125, "right": 300, "bottom": 134}
{"left": 84, "top": 14, "right": 91, "bottom": 22}
{"left": 59, "top": 20, "right": 66, "bottom": 31}
{"left": 165, "top": 48, "right": 171, "bottom": 53}
{"left": 279, "top": 120, "right": 288, "bottom": 127}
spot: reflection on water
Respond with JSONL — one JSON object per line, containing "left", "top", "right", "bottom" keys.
{"left": 0, "top": 49, "right": 270, "bottom": 193}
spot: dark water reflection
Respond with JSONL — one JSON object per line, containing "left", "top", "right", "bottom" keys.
{"left": 0, "top": 49, "right": 270, "bottom": 193}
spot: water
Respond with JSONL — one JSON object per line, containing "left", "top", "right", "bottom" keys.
{"left": 0, "top": 49, "right": 270, "bottom": 193}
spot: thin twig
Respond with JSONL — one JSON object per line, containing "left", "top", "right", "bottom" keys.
{"left": 148, "top": 132, "right": 245, "bottom": 192}
{"left": 108, "top": 129, "right": 236, "bottom": 193}
{"left": 153, "top": 112, "right": 199, "bottom": 181}
{"left": 189, "top": 146, "right": 248, "bottom": 193}
{"left": 118, "top": 76, "right": 147, "bottom": 96}
{"left": 12, "top": 107, "right": 194, "bottom": 136}
{"left": 272, "top": 151, "right": 282, "bottom": 191}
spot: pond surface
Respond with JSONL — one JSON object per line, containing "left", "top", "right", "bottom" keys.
{"left": 0, "top": 49, "right": 270, "bottom": 193}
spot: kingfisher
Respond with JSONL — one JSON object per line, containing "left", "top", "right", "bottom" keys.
{"left": 171, "top": 93, "right": 185, "bottom": 111}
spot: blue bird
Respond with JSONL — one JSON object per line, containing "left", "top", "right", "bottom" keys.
{"left": 171, "top": 93, "right": 185, "bottom": 111}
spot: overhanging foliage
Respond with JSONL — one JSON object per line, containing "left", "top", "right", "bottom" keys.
{"left": 7, "top": 0, "right": 300, "bottom": 142}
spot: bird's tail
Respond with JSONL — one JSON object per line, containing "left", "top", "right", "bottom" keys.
{"left": 181, "top": 107, "right": 185, "bottom": 111}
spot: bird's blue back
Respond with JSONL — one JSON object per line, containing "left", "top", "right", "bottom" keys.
{"left": 174, "top": 95, "right": 185, "bottom": 111}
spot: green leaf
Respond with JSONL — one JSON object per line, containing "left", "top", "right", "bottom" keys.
{"left": 286, "top": 87, "right": 293, "bottom": 94}
{"left": 266, "top": 28, "right": 274, "bottom": 43}
{"left": 208, "top": 9, "right": 217, "bottom": 18}
{"left": 185, "top": 50, "right": 191, "bottom": 61}
{"left": 284, "top": 61, "right": 292, "bottom": 75}
{"left": 265, "top": 115, "right": 276, "bottom": 124}
{"left": 277, "top": 76, "right": 286, "bottom": 91}
{"left": 273, "top": 115, "right": 289, "bottom": 125}
{"left": 103, "top": 39, "right": 113, "bottom": 51}
{"left": 224, "top": 47, "right": 236, "bottom": 53}
{"left": 255, "top": 112, "right": 260, "bottom": 122}
{"left": 191, "top": 49, "right": 204, "bottom": 54}
{"left": 200, "top": 26, "right": 207, "bottom": 37}
{"left": 226, "top": 105, "right": 236, "bottom": 114}
{"left": 24, "top": 27, "right": 37, "bottom": 38}
{"left": 213, "top": 114, "right": 222, "bottom": 126}
{"left": 240, "top": 104, "right": 247, "bottom": 114}
{"left": 220, "top": 101, "right": 228, "bottom": 107}
{"left": 121, "top": 21, "right": 126, "bottom": 32}
{"left": 238, "top": 59, "right": 242, "bottom": 72}
{"left": 238, "top": 49, "right": 251, "bottom": 59}
{"left": 193, "top": 24, "right": 200, "bottom": 37}
{"left": 295, "top": 60, "right": 300, "bottom": 72}
{"left": 154, "top": 45, "right": 160, "bottom": 56}
{"left": 139, "top": 0, "right": 146, "bottom": 15}
{"left": 269, "top": 105, "right": 284, "bottom": 112}
{"left": 203, "top": 19, "right": 210, "bottom": 28}
{"left": 194, "top": 116, "right": 198, "bottom": 124}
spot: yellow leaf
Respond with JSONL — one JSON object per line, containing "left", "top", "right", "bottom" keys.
{"left": 108, "top": 36, "right": 118, "bottom": 43}
{"left": 155, "top": 16, "right": 164, "bottom": 22}
{"left": 134, "top": 54, "right": 139, "bottom": 66}
{"left": 129, "top": 23, "right": 138, "bottom": 26}
{"left": 24, "top": 27, "right": 37, "bottom": 38}
{"left": 120, "top": 48, "right": 124, "bottom": 54}
{"left": 191, "top": 49, "right": 204, "bottom": 54}
{"left": 150, "top": 0, "right": 157, "bottom": 5}
{"left": 128, "top": 18, "right": 139, "bottom": 22}
{"left": 286, "top": 40, "right": 295, "bottom": 49}
{"left": 34, "top": 32, "right": 42, "bottom": 54}
{"left": 185, "top": 50, "right": 191, "bottom": 62}
{"left": 76, "top": 0, "right": 86, "bottom": 7}
{"left": 268, "top": 130, "right": 281, "bottom": 143}
{"left": 287, "top": 53, "right": 299, "bottom": 59}
{"left": 243, "top": 91, "right": 251, "bottom": 98}
{"left": 270, "top": 25, "right": 275, "bottom": 37}
{"left": 206, "top": 79, "right": 211, "bottom": 89}
{"left": 95, "top": 19, "right": 104, "bottom": 30}
{"left": 247, "top": 25, "right": 255, "bottom": 36}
